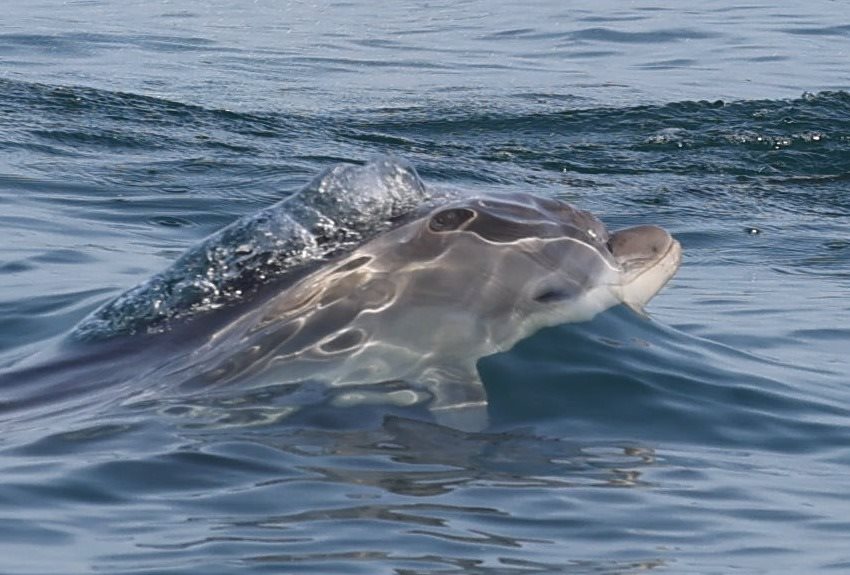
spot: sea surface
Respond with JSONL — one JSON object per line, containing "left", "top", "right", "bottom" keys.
{"left": 2, "top": 1, "right": 850, "bottom": 573}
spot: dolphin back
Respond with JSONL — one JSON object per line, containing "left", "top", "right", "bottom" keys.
{"left": 73, "top": 157, "right": 436, "bottom": 341}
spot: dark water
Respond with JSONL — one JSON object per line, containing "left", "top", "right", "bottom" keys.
{"left": 2, "top": 1, "right": 850, "bottom": 573}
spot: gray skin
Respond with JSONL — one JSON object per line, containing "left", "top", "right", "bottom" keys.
{"left": 160, "top": 192, "right": 681, "bottom": 429}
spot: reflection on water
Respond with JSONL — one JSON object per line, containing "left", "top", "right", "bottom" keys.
{"left": 14, "top": 412, "right": 663, "bottom": 574}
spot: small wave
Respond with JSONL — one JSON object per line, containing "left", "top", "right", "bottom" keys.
{"left": 481, "top": 308, "right": 850, "bottom": 452}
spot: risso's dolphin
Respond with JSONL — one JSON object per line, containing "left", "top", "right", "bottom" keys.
{"left": 165, "top": 189, "right": 681, "bottom": 428}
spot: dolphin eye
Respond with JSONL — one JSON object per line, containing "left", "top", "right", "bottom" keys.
{"left": 533, "top": 288, "right": 572, "bottom": 304}
{"left": 429, "top": 208, "right": 476, "bottom": 232}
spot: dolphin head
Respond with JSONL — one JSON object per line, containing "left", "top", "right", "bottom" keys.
{"left": 412, "top": 193, "right": 681, "bottom": 331}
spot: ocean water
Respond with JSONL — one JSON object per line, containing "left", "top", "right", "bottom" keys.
{"left": 2, "top": 1, "right": 850, "bottom": 573}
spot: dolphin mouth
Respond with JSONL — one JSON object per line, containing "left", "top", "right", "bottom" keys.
{"left": 606, "top": 225, "right": 682, "bottom": 310}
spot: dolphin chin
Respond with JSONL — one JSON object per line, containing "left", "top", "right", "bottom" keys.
{"left": 607, "top": 224, "right": 682, "bottom": 311}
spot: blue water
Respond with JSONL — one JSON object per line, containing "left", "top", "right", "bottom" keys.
{"left": 2, "top": 1, "right": 850, "bottom": 573}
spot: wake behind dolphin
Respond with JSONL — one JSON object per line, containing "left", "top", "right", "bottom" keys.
{"left": 67, "top": 157, "right": 681, "bottom": 428}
